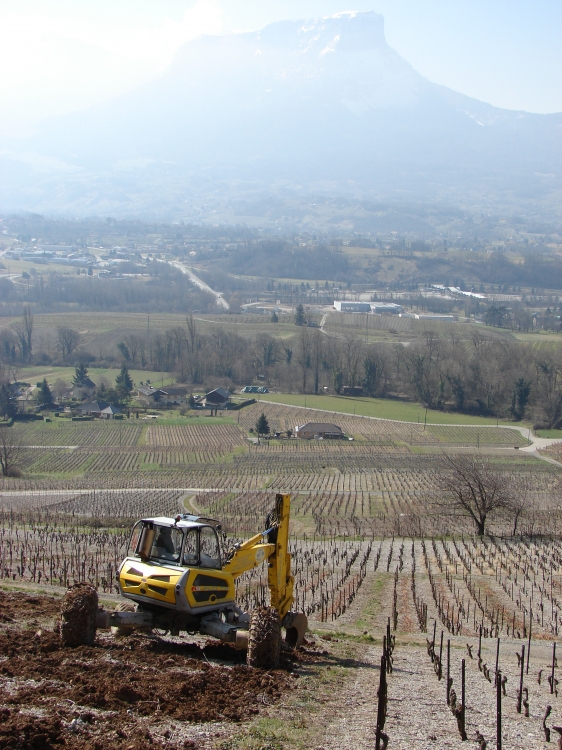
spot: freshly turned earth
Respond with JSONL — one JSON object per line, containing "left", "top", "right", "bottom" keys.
{"left": 0, "top": 590, "right": 297, "bottom": 749}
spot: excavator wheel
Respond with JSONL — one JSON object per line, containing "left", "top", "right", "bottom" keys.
{"left": 111, "top": 601, "right": 137, "bottom": 637}
{"left": 60, "top": 583, "right": 98, "bottom": 647}
{"left": 247, "top": 607, "right": 281, "bottom": 669}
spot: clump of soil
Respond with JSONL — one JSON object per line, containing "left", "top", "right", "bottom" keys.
{"left": 59, "top": 583, "right": 98, "bottom": 647}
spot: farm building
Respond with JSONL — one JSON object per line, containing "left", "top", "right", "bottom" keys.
{"left": 204, "top": 387, "right": 231, "bottom": 412}
{"left": 76, "top": 401, "right": 121, "bottom": 419}
{"left": 159, "top": 386, "right": 189, "bottom": 406}
{"left": 333, "top": 301, "right": 371, "bottom": 313}
{"left": 295, "top": 422, "right": 344, "bottom": 439}
{"left": 137, "top": 385, "right": 190, "bottom": 407}
{"left": 136, "top": 386, "right": 167, "bottom": 405}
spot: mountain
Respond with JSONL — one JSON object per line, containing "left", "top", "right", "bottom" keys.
{"left": 1, "top": 11, "right": 560, "bottom": 221}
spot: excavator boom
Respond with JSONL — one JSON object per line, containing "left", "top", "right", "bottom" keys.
{"left": 222, "top": 493, "right": 294, "bottom": 620}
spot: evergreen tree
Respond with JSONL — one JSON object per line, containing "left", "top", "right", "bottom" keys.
{"left": 294, "top": 304, "right": 306, "bottom": 326}
{"left": 255, "top": 412, "right": 270, "bottom": 435}
{"left": 0, "top": 384, "right": 18, "bottom": 420}
{"left": 115, "top": 366, "right": 133, "bottom": 400}
{"left": 72, "top": 363, "right": 89, "bottom": 386}
{"left": 38, "top": 378, "right": 53, "bottom": 406}
{"left": 511, "top": 378, "right": 531, "bottom": 421}
{"left": 271, "top": 311, "right": 279, "bottom": 324}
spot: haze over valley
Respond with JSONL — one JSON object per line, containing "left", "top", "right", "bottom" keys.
{"left": 1, "top": 11, "right": 560, "bottom": 226}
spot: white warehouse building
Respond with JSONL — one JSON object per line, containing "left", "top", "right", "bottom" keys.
{"left": 370, "top": 303, "right": 403, "bottom": 314}
{"left": 333, "top": 301, "right": 371, "bottom": 312}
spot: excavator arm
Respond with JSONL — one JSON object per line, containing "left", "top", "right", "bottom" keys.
{"left": 222, "top": 493, "right": 295, "bottom": 621}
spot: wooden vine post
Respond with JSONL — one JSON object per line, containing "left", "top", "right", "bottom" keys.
{"left": 517, "top": 645, "right": 525, "bottom": 714}
{"left": 446, "top": 639, "right": 451, "bottom": 705}
{"left": 375, "top": 655, "right": 388, "bottom": 750}
{"left": 497, "top": 669, "right": 502, "bottom": 750}
{"left": 461, "top": 658, "right": 467, "bottom": 741}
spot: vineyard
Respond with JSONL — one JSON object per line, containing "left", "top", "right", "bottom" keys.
{"left": 2, "top": 411, "right": 562, "bottom": 748}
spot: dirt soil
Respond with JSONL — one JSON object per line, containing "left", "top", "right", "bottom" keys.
{"left": 0, "top": 590, "right": 299, "bottom": 750}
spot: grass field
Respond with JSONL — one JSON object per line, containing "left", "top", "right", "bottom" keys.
{"left": 536, "top": 429, "right": 562, "bottom": 438}
{"left": 259, "top": 393, "right": 524, "bottom": 426}
{"left": 0, "top": 311, "right": 297, "bottom": 350}
{"left": 17, "top": 365, "right": 176, "bottom": 388}
{"left": 0, "top": 258, "right": 83, "bottom": 275}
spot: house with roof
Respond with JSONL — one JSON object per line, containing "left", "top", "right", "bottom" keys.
{"left": 136, "top": 386, "right": 167, "bottom": 406}
{"left": 76, "top": 400, "right": 121, "bottom": 419}
{"left": 204, "top": 387, "right": 230, "bottom": 414}
{"left": 295, "top": 422, "right": 343, "bottom": 440}
{"left": 159, "top": 386, "right": 190, "bottom": 406}
{"left": 72, "top": 377, "right": 96, "bottom": 400}
{"left": 136, "top": 385, "right": 190, "bottom": 407}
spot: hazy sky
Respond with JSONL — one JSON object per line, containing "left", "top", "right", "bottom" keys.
{"left": 1, "top": 0, "right": 560, "bottom": 135}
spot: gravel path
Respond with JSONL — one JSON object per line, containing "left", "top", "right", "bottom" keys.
{"left": 316, "top": 637, "right": 561, "bottom": 750}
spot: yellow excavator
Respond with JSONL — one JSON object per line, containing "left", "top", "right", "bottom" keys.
{"left": 59, "top": 493, "right": 307, "bottom": 668}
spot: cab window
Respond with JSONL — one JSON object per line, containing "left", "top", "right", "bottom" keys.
{"left": 199, "top": 526, "right": 221, "bottom": 569}
{"left": 182, "top": 529, "right": 198, "bottom": 566}
{"left": 128, "top": 521, "right": 143, "bottom": 558}
{"left": 150, "top": 525, "right": 183, "bottom": 564}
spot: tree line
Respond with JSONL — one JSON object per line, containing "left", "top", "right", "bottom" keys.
{"left": 0, "top": 263, "right": 215, "bottom": 317}
{"left": 4, "top": 308, "right": 562, "bottom": 427}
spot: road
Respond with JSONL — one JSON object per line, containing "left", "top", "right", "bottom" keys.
{"left": 168, "top": 260, "right": 230, "bottom": 311}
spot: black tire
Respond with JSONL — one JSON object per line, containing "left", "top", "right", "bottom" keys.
{"left": 247, "top": 607, "right": 281, "bottom": 669}
{"left": 60, "top": 583, "right": 98, "bottom": 647}
{"left": 111, "top": 601, "right": 136, "bottom": 637}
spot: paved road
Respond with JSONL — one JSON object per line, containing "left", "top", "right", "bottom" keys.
{"left": 168, "top": 260, "right": 230, "bottom": 310}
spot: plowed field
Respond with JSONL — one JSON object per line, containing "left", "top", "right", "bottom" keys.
{"left": 0, "top": 591, "right": 300, "bottom": 750}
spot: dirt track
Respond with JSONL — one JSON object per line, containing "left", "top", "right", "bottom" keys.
{"left": 0, "top": 590, "right": 298, "bottom": 749}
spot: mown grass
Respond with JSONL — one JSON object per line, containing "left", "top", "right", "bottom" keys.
{"left": 536, "top": 429, "right": 562, "bottom": 439}
{"left": 260, "top": 393, "right": 525, "bottom": 426}
{"left": 18, "top": 365, "right": 176, "bottom": 388}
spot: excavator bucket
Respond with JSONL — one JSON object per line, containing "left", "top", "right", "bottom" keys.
{"left": 283, "top": 611, "right": 308, "bottom": 648}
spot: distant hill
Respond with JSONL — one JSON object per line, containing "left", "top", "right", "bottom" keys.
{"left": 1, "top": 11, "right": 560, "bottom": 220}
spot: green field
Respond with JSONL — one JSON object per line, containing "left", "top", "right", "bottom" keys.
{"left": 18, "top": 366, "right": 176, "bottom": 389}
{"left": 0, "top": 310, "right": 296, "bottom": 347}
{"left": 259, "top": 393, "right": 526, "bottom": 426}
{"left": 536, "top": 429, "right": 562, "bottom": 439}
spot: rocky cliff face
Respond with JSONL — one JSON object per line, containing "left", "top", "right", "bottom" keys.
{"left": 1, "top": 11, "right": 560, "bottom": 216}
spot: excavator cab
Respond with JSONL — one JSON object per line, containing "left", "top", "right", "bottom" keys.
{"left": 128, "top": 519, "right": 222, "bottom": 569}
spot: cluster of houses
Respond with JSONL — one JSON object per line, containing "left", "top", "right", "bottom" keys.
{"left": 73, "top": 382, "right": 233, "bottom": 419}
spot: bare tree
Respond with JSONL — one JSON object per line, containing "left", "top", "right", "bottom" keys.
{"left": 13, "top": 306, "right": 34, "bottom": 361}
{"left": 509, "top": 474, "right": 533, "bottom": 536}
{"left": 0, "top": 429, "right": 22, "bottom": 477}
{"left": 123, "top": 334, "right": 142, "bottom": 364}
{"left": 433, "top": 453, "right": 514, "bottom": 536}
{"left": 296, "top": 327, "right": 312, "bottom": 394}
{"left": 57, "top": 327, "right": 81, "bottom": 360}
{"left": 53, "top": 378, "right": 70, "bottom": 403}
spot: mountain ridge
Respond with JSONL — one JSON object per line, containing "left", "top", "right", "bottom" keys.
{"left": 0, "top": 11, "right": 560, "bottom": 221}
